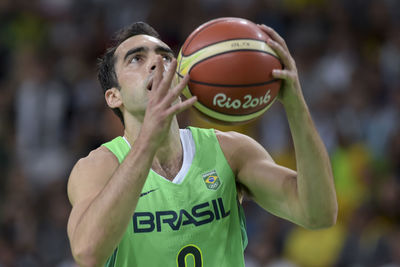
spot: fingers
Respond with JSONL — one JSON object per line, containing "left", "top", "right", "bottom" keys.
{"left": 162, "top": 74, "right": 196, "bottom": 115}
{"left": 156, "top": 58, "right": 178, "bottom": 99}
{"left": 257, "top": 24, "right": 296, "bottom": 71}
{"left": 148, "top": 57, "right": 195, "bottom": 117}
{"left": 272, "top": 69, "right": 296, "bottom": 82}
{"left": 161, "top": 74, "right": 189, "bottom": 107}
{"left": 257, "top": 24, "right": 295, "bottom": 69}
{"left": 167, "top": 95, "right": 197, "bottom": 116}
{"left": 267, "top": 38, "right": 295, "bottom": 70}
{"left": 257, "top": 24, "right": 288, "bottom": 51}
{"left": 256, "top": 24, "right": 299, "bottom": 84}
{"left": 151, "top": 56, "right": 164, "bottom": 94}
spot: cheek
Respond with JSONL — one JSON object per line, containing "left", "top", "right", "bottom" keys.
{"left": 120, "top": 82, "right": 147, "bottom": 108}
{"left": 119, "top": 74, "right": 143, "bottom": 98}
{"left": 116, "top": 68, "right": 150, "bottom": 110}
{"left": 119, "top": 71, "right": 140, "bottom": 88}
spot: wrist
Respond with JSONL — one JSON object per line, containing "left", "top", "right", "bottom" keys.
{"left": 135, "top": 131, "right": 160, "bottom": 154}
{"left": 280, "top": 86, "right": 306, "bottom": 112}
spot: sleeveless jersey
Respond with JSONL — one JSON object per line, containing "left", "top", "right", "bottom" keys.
{"left": 102, "top": 127, "right": 247, "bottom": 267}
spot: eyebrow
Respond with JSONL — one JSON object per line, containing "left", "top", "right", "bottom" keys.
{"left": 155, "top": 46, "right": 174, "bottom": 56}
{"left": 123, "top": 45, "right": 175, "bottom": 62}
{"left": 123, "top": 47, "right": 146, "bottom": 62}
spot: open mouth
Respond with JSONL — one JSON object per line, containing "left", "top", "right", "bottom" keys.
{"left": 147, "top": 79, "right": 153, "bottom": 91}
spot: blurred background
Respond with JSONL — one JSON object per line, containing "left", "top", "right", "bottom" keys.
{"left": 1, "top": 0, "right": 400, "bottom": 266}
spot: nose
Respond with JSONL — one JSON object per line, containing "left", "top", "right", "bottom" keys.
{"left": 148, "top": 55, "right": 163, "bottom": 73}
{"left": 149, "top": 62, "right": 156, "bottom": 73}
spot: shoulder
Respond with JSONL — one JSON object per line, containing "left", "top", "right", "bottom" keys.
{"left": 214, "top": 129, "right": 272, "bottom": 157}
{"left": 75, "top": 146, "right": 119, "bottom": 171}
{"left": 67, "top": 146, "right": 119, "bottom": 206}
{"left": 214, "top": 130, "right": 274, "bottom": 171}
{"left": 214, "top": 129, "right": 250, "bottom": 144}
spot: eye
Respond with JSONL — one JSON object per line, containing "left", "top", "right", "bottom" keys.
{"left": 130, "top": 55, "right": 143, "bottom": 63}
{"left": 162, "top": 54, "right": 173, "bottom": 62}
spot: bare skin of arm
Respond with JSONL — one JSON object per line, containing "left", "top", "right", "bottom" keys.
{"left": 67, "top": 56, "right": 196, "bottom": 267}
{"left": 217, "top": 25, "right": 337, "bottom": 229}
{"left": 67, "top": 138, "right": 157, "bottom": 267}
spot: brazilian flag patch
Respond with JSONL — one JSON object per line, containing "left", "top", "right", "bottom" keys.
{"left": 202, "top": 170, "right": 221, "bottom": 190}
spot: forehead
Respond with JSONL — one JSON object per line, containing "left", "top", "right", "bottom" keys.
{"left": 114, "top": 34, "right": 170, "bottom": 61}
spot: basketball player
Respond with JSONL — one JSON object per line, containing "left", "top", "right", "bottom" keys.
{"left": 67, "top": 22, "right": 337, "bottom": 267}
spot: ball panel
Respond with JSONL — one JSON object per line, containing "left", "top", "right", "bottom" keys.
{"left": 182, "top": 18, "right": 269, "bottom": 56}
{"left": 192, "top": 93, "right": 279, "bottom": 123}
{"left": 188, "top": 80, "right": 281, "bottom": 115}
{"left": 177, "top": 39, "right": 280, "bottom": 78}
{"left": 189, "top": 51, "right": 282, "bottom": 85}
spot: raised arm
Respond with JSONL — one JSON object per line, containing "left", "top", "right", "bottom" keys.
{"left": 67, "top": 138, "right": 158, "bottom": 267}
{"left": 67, "top": 58, "right": 196, "bottom": 267}
{"left": 218, "top": 25, "right": 337, "bottom": 229}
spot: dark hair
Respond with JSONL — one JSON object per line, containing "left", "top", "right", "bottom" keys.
{"left": 97, "top": 22, "right": 160, "bottom": 125}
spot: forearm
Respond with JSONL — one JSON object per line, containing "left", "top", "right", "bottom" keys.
{"left": 283, "top": 89, "right": 338, "bottom": 229}
{"left": 70, "top": 137, "right": 156, "bottom": 266}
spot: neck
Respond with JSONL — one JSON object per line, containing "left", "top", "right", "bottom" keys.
{"left": 123, "top": 117, "right": 183, "bottom": 180}
{"left": 153, "top": 120, "right": 182, "bottom": 164}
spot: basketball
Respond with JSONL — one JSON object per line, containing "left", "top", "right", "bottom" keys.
{"left": 177, "top": 17, "right": 282, "bottom": 124}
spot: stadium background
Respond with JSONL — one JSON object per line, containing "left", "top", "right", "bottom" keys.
{"left": 0, "top": 0, "right": 399, "bottom": 266}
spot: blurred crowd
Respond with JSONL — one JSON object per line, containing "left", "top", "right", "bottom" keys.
{"left": 0, "top": 0, "right": 399, "bottom": 266}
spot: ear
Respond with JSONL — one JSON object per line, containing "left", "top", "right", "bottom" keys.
{"left": 105, "top": 87, "right": 123, "bottom": 109}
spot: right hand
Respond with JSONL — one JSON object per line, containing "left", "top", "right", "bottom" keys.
{"left": 139, "top": 56, "right": 197, "bottom": 149}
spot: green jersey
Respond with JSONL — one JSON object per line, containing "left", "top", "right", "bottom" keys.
{"left": 102, "top": 127, "right": 247, "bottom": 267}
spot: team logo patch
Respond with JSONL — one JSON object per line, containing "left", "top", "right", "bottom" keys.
{"left": 202, "top": 170, "right": 221, "bottom": 190}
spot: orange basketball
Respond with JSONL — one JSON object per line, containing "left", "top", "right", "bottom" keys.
{"left": 177, "top": 17, "right": 282, "bottom": 124}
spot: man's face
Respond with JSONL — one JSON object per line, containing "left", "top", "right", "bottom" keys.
{"left": 113, "top": 34, "right": 175, "bottom": 117}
